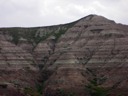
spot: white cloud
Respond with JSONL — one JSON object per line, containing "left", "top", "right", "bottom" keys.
{"left": 0, "top": 0, "right": 128, "bottom": 27}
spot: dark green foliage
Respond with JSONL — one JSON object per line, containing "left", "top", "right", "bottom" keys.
{"left": 85, "top": 80, "right": 109, "bottom": 96}
{"left": 24, "top": 70, "right": 52, "bottom": 96}
{"left": 85, "top": 68, "right": 109, "bottom": 96}
{"left": 85, "top": 68, "right": 123, "bottom": 96}
{"left": 0, "top": 20, "right": 77, "bottom": 52}
{"left": 35, "top": 83, "right": 44, "bottom": 95}
{"left": 9, "top": 28, "right": 20, "bottom": 45}
{"left": 24, "top": 87, "right": 42, "bottom": 96}
{"left": 53, "top": 21, "right": 77, "bottom": 42}
{"left": 23, "top": 29, "right": 38, "bottom": 48}
{"left": 34, "top": 70, "right": 53, "bottom": 96}
{"left": 54, "top": 28, "right": 67, "bottom": 42}
{"left": 23, "top": 28, "right": 53, "bottom": 50}
{"left": 56, "top": 89, "right": 75, "bottom": 96}
{"left": 12, "top": 33, "right": 20, "bottom": 45}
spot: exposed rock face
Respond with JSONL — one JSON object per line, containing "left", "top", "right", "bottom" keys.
{"left": 0, "top": 14, "right": 128, "bottom": 96}
{"left": 0, "top": 34, "right": 39, "bottom": 95}
{"left": 0, "top": 38, "right": 35, "bottom": 70}
{"left": 40, "top": 15, "right": 128, "bottom": 96}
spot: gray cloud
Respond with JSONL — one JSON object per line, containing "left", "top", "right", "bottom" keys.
{"left": 0, "top": 0, "right": 128, "bottom": 27}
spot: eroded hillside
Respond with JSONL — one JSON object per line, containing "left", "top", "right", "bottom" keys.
{"left": 0, "top": 15, "right": 128, "bottom": 96}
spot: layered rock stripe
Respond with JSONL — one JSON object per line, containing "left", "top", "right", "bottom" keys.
{"left": 0, "top": 15, "right": 128, "bottom": 95}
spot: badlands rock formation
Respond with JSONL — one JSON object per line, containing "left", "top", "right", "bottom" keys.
{"left": 0, "top": 15, "right": 128, "bottom": 96}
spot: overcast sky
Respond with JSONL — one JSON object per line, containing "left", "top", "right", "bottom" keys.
{"left": 0, "top": 0, "right": 128, "bottom": 27}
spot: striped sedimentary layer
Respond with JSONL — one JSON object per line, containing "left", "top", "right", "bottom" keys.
{"left": 34, "top": 15, "right": 128, "bottom": 95}
{"left": 0, "top": 15, "right": 128, "bottom": 95}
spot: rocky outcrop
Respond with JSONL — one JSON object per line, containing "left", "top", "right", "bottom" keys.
{"left": 41, "top": 15, "right": 128, "bottom": 96}
{"left": 0, "top": 14, "right": 128, "bottom": 96}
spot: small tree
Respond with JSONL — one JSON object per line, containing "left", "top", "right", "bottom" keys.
{"left": 85, "top": 68, "right": 123, "bottom": 96}
{"left": 85, "top": 68, "right": 109, "bottom": 96}
{"left": 11, "top": 30, "right": 20, "bottom": 45}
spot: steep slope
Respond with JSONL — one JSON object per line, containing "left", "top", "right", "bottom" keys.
{"left": 36, "top": 15, "right": 128, "bottom": 96}
{"left": 0, "top": 34, "right": 39, "bottom": 95}
{"left": 0, "top": 14, "right": 128, "bottom": 96}
{"left": 0, "top": 21, "right": 77, "bottom": 95}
